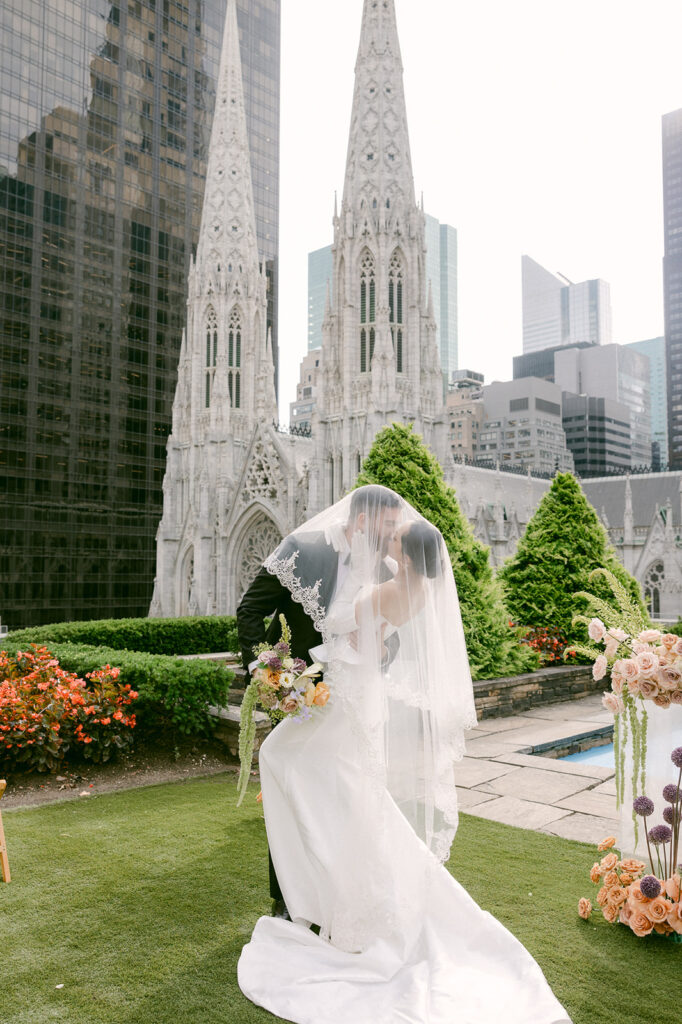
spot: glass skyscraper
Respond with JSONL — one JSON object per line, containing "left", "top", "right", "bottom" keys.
{"left": 0, "top": 0, "right": 280, "bottom": 627}
{"left": 522, "top": 255, "right": 612, "bottom": 355}
{"left": 626, "top": 336, "right": 667, "bottom": 468}
{"left": 307, "top": 244, "right": 333, "bottom": 351}
{"left": 424, "top": 213, "right": 458, "bottom": 388}
{"left": 663, "top": 109, "right": 682, "bottom": 469}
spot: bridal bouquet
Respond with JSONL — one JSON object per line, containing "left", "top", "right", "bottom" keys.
{"left": 236, "top": 614, "right": 327, "bottom": 806}
{"left": 577, "top": 746, "right": 682, "bottom": 941}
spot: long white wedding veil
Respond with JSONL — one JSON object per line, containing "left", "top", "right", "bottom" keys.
{"left": 263, "top": 484, "right": 477, "bottom": 865}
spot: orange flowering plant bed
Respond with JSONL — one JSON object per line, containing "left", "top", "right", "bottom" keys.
{"left": 0, "top": 645, "right": 138, "bottom": 772}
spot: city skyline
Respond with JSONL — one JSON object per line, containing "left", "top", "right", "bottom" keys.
{"left": 278, "top": 0, "right": 682, "bottom": 418}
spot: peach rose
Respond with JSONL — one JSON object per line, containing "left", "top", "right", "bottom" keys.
{"left": 589, "top": 862, "right": 602, "bottom": 884}
{"left": 578, "top": 897, "right": 592, "bottom": 920}
{"left": 610, "top": 675, "right": 624, "bottom": 696}
{"left": 627, "top": 880, "right": 650, "bottom": 904}
{"left": 639, "top": 679, "right": 660, "bottom": 700}
{"left": 312, "top": 682, "right": 330, "bottom": 707}
{"left": 607, "top": 886, "right": 628, "bottom": 909}
{"left": 303, "top": 682, "right": 316, "bottom": 707}
{"left": 671, "top": 690, "right": 682, "bottom": 705}
{"left": 661, "top": 633, "right": 679, "bottom": 649}
{"left": 600, "top": 852, "right": 618, "bottom": 871}
{"left": 620, "top": 858, "right": 646, "bottom": 875}
{"left": 626, "top": 677, "right": 642, "bottom": 696}
{"left": 673, "top": 638, "right": 682, "bottom": 656}
{"left": 654, "top": 693, "right": 672, "bottom": 709}
{"left": 602, "top": 903, "right": 619, "bottom": 924}
{"left": 667, "top": 901, "right": 682, "bottom": 934}
{"left": 629, "top": 910, "right": 654, "bottom": 937}
{"left": 643, "top": 896, "right": 670, "bottom": 923}
{"left": 279, "top": 695, "right": 299, "bottom": 714}
{"left": 621, "top": 658, "right": 640, "bottom": 682}
{"left": 588, "top": 618, "right": 606, "bottom": 641}
{"left": 596, "top": 886, "right": 609, "bottom": 907}
{"left": 603, "top": 869, "right": 619, "bottom": 888}
{"left": 620, "top": 873, "right": 634, "bottom": 886}
{"left": 664, "top": 874, "right": 681, "bottom": 901}
{"left": 598, "top": 836, "right": 617, "bottom": 852}
{"left": 602, "top": 691, "right": 624, "bottom": 714}
{"left": 658, "top": 664, "right": 682, "bottom": 689}
{"left": 637, "top": 650, "right": 660, "bottom": 675}
{"left": 653, "top": 921, "right": 673, "bottom": 935}
{"left": 592, "top": 655, "right": 608, "bottom": 681}
{"left": 619, "top": 902, "right": 633, "bottom": 926}
{"left": 638, "top": 629, "right": 662, "bottom": 645}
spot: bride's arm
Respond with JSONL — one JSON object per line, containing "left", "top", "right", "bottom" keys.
{"left": 354, "top": 576, "right": 425, "bottom": 629}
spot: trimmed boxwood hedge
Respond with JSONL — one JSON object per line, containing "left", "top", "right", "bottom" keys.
{"left": 6, "top": 615, "right": 240, "bottom": 658}
{"left": 1, "top": 639, "right": 233, "bottom": 736}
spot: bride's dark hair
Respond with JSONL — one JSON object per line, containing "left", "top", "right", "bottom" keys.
{"left": 401, "top": 521, "right": 443, "bottom": 578}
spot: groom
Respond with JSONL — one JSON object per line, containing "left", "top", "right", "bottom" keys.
{"left": 236, "top": 485, "right": 402, "bottom": 918}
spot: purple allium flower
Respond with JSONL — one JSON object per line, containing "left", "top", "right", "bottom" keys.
{"left": 648, "top": 824, "right": 673, "bottom": 845}
{"left": 292, "top": 658, "right": 307, "bottom": 673}
{"left": 266, "top": 656, "right": 282, "bottom": 671}
{"left": 639, "top": 875, "right": 662, "bottom": 899}
{"left": 663, "top": 783, "right": 681, "bottom": 804}
{"left": 274, "top": 641, "right": 290, "bottom": 656}
{"left": 672, "top": 747, "right": 682, "bottom": 769}
{"left": 633, "top": 795, "right": 655, "bottom": 816}
{"left": 663, "top": 806, "right": 678, "bottom": 826}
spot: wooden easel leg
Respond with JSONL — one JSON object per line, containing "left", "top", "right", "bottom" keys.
{"left": 0, "top": 781, "right": 10, "bottom": 883}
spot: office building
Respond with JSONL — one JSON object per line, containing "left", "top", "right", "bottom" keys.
{"left": 522, "top": 255, "right": 612, "bottom": 354}
{"left": 663, "top": 109, "right": 682, "bottom": 468}
{"left": 446, "top": 370, "right": 484, "bottom": 460}
{"left": 0, "top": 0, "right": 280, "bottom": 626}
{"left": 513, "top": 341, "right": 596, "bottom": 383}
{"left": 478, "top": 378, "right": 574, "bottom": 475}
{"left": 425, "top": 213, "right": 458, "bottom": 387}
{"left": 290, "top": 348, "right": 321, "bottom": 432}
{"left": 307, "top": 245, "right": 333, "bottom": 351}
{"left": 626, "top": 336, "right": 667, "bottom": 468}
{"left": 554, "top": 344, "right": 651, "bottom": 468}
{"left": 561, "top": 393, "right": 632, "bottom": 476}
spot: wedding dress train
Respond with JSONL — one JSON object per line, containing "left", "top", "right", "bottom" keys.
{"left": 237, "top": 696, "right": 572, "bottom": 1024}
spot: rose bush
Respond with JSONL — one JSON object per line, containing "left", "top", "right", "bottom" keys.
{"left": 0, "top": 645, "right": 137, "bottom": 772}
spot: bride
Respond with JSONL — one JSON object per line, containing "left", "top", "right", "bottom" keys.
{"left": 237, "top": 486, "right": 571, "bottom": 1024}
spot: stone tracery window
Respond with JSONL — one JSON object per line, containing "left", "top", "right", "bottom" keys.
{"left": 359, "top": 250, "right": 375, "bottom": 373}
{"left": 644, "top": 560, "right": 664, "bottom": 617}
{"left": 227, "top": 306, "right": 241, "bottom": 409}
{"left": 238, "top": 513, "right": 282, "bottom": 599}
{"left": 204, "top": 307, "right": 218, "bottom": 407}
{"left": 388, "top": 250, "right": 404, "bottom": 372}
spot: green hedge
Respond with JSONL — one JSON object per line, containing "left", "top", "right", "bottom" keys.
{"left": 6, "top": 615, "right": 240, "bottom": 657}
{"left": 1, "top": 640, "right": 233, "bottom": 736}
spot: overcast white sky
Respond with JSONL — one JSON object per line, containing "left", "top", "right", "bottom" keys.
{"left": 276, "top": 0, "right": 682, "bottom": 417}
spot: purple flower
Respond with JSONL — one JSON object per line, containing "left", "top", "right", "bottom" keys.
{"left": 663, "top": 806, "right": 678, "bottom": 826}
{"left": 663, "top": 783, "right": 681, "bottom": 804}
{"left": 633, "top": 796, "right": 655, "bottom": 816}
{"left": 672, "top": 747, "right": 682, "bottom": 769}
{"left": 648, "top": 824, "right": 673, "bottom": 846}
{"left": 266, "top": 656, "right": 282, "bottom": 671}
{"left": 274, "top": 641, "right": 290, "bottom": 656}
{"left": 292, "top": 658, "right": 307, "bottom": 673}
{"left": 639, "top": 875, "right": 662, "bottom": 899}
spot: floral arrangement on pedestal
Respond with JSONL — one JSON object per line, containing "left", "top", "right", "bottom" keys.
{"left": 578, "top": 747, "right": 682, "bottom": 941}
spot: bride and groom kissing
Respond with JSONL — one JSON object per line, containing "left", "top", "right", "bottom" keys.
{"left": 235, "top": 484, "right": 571, "bottom": 1024}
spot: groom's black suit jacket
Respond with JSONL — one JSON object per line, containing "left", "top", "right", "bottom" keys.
{"left": 236, "top": 532, "right": 338, "bottom": 672}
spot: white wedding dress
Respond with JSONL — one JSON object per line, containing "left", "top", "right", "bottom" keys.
{"left": 237, "top": 663, "right": 571, "bottom": 1024}
{"left": 238, "top": 491, "right": 571, "bottom": 1023}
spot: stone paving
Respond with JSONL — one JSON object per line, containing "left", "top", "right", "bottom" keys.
{"left": 458, "top": 693, "right": 619, "bottom": 845}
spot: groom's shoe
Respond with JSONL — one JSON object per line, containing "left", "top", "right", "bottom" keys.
{"left": 272, "top": 898, "right": 291, "bottom": 921}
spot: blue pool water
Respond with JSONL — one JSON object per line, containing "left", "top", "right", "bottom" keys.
{"left": 561, "top": 743, "right": 615, "bottom": 768}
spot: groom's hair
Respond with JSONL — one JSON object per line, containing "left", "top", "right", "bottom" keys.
{"left": 349, "top": 485, "right": 401, "bottom": 522}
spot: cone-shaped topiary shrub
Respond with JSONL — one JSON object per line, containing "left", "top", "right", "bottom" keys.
{"left": 355, "top": 422, "right": 538, "bottom": 679}
{"left": 497, "top": 472, "right": 648, "bottom": 655}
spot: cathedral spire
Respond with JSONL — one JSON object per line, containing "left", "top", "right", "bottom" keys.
{"left": 342, "top": 0, "right": 415, "bottom": 213}
{"left": 195, "top": 0, "right": 260, "bottom": 282}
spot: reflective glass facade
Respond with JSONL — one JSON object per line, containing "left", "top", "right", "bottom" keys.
{"left": 0, "top": 0, "right": 280, "bottom": 627}
{"left": 663, "top": 109, "right": 682, "bottom": 469}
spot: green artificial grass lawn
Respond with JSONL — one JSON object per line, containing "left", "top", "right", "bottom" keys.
{"left": 2, "top": 775, "right": 680, "bottom": 1024}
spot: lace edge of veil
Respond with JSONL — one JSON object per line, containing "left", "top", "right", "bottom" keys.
{"left": 263, "top": 550, "right": 330, "bottom": 643}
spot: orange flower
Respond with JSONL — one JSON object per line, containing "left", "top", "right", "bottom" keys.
{"left": 598, "top": 836, "right": 617, "bottom": 852}
{"left": 629, "top": 910, "right": 654, "bottom": 937}
{"left": 620, "top": 859, "right": 646, "bottom": 877}
{"left": 578, "top": 897, "right": 592, "bottom": 920}
{"left": 312, "top": 682, "right": 330, "bottom": 707}
{"left": 607, "top": 886, "right": 628, "bottom": 909}
{"left": 627, "top": 880, "right": 650, "bottom": 904}
{"left": 664, "top": 874, "right": 681, "bottom": 902}
{"left": 589, "top": 862, "right": 602, "bottom": 884}
{"left": 256, "top": 791, "right": 263, "bottom": 803}
{"left": 600, "top": 852, "right": 618, "bottom": 872}
{"left": 602, "top": 903, "right": 619, "bottom": 924}
{"left": 667, "top": 901, "right": 682, "bottom": 934}
{"left": 113, "top": 710, "right": 124, "bottom": 721}
{"left": 596, "top": 886, "right": 609, "bottom": 907}
{"left": 603, "top": 870, "right": 619, "bottom": 888}
{"left": 643, "top": 896, "right": 671, "bottom": 924}
{"left": 303, "top": 682, "right": 316, "bottom": 707}
{"left": 619, "top": 872, "right": 634, "bottom": 886}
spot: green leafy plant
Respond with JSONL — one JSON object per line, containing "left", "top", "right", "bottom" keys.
{"left": 498, "top": 473, "right": 647, "bottom": 659}
{"left": 0, "top": 645, "right": 137, "bottom": 772}
{"left": 355, "top": 422, "right": 538, "bottom": 680}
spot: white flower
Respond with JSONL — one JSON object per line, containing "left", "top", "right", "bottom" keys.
{"left": 279, "top": 671, "right": 295, "bottom": 688}
{"left": 638, "top": 628, "right": 663, "bottom": 645}
{"left": 592, "top": 655, "right": 608, "bottom": 681}
{"left": 636, "top": 650, "right": 659, "bottom": 676}
{"left": 588, "top": 618, "right": 606, "bottom": 642}
{"left": 602, "top": 691, "right": 624, "bottom": 714}
{"left": 621, "top": 658, "right": 640, "bottom": 681}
